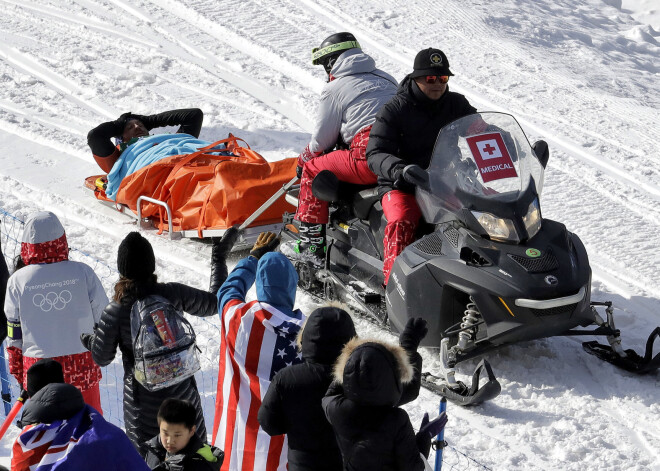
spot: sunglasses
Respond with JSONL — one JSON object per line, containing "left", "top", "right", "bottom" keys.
{"left": 425, "top": 75, "right": 449, "bottom": 84}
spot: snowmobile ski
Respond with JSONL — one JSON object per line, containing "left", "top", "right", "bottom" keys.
{"left": 580, "top": 301, "right": 660, "bottom": 374}
{"left": 422, "top": 359, "right": 501, "bottom": 406}
{"left": 583, "top": 326, "right": 660, "bottom": 374}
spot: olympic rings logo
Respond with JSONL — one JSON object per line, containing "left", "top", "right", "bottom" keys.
{"left": 33, "top": 291, "right": 73, "bottom": 312}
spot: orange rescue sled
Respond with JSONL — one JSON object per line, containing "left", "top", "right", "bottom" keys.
{"left": 84, "top": 135, "right": 297, "bottom": 241}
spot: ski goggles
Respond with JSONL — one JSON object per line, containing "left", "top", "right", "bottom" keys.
{"left": 425, "top": 75, "right": 450, "bottom": 84}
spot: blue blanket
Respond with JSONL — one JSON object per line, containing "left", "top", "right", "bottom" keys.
{"left": 106, "top": 133, "right": 220, "bottom": 201}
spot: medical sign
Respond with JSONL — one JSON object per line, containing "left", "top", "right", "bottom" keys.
{"left": 466, "top": 132, "right": 518, "bottom": 183}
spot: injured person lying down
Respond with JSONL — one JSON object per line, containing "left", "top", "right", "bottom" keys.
{"left": 87, "top": 108, "right": 235, "bottom": 201}
{"left": 85, "top": 108, "right": 297, "bottom": 234}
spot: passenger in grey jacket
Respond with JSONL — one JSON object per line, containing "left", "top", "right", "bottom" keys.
{"left": 285, "top": 32, "right": 398, "bottom": 266}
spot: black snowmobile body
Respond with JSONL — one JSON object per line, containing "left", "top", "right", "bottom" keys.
{"left": 281, "top": 112, "right": 660, "bottom": 403}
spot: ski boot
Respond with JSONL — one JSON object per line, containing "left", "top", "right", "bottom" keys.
{"left": 280, "top": 222, "right": 326, "bottom": 268}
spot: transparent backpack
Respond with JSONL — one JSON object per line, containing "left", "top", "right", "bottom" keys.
{"left": 130, "top": 295, "right": 200, "bottom": 391}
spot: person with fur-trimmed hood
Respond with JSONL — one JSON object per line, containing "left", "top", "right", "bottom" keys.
{"left": 257, "top": 305, "right": 357, "bottom": 471}
{"left": 4, "top": 211, "right": 108, "bottom": 412}
{"left": 323, "top": 319, "right": 445, "bottom": 471}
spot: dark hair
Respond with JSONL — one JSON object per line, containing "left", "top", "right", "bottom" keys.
{"left": 157, "top": 398, "right": 196, "bottom": 429}
{"left": 113, "top": 274, "right": 158, "bottom": 304}
{"left": 13, "top": 254, "right": 25, "bottom": 272}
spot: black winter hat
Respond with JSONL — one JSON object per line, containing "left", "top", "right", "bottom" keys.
{"left": 26, "top": 359, "right": 65, "bottom": 398}
{"left": 411, "top": 48, "right": 453, "bottom": 78}
{"left": 117, "top": 231, "right": 156, "bottom": 281}
{"left": 300, "top": 306, "right": 356, "bottom": 364}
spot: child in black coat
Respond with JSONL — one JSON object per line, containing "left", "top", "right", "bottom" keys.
{"left": 322, "top": 336, "right": 446, "bottom": 471}
{"left": 258, "top": 305, "right": 357, "bottom": 471}
{"left": 143, "top": 399, "right": 224, "bottom": 471}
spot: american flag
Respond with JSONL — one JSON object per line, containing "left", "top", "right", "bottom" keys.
{"left": 212, "top": 299, "right": 305, "bottom": 471}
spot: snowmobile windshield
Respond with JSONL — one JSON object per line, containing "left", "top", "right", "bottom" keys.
{"left": 417, "top": 112, "right": 545, "bottom": 226}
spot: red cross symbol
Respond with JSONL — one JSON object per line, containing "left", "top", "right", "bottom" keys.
{"left": 482, "top": 143, "right": 497, "bottom": 155}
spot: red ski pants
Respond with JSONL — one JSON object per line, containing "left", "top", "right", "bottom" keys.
{"left": 382, "top": 190, "right": 422, "bottom": 285}
{"left": 295, "top": 127, "right": 377, "bottom": 224}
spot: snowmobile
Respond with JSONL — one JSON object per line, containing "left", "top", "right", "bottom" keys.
{"left": 280, "top": 112, "right": 660, "bottom": 405}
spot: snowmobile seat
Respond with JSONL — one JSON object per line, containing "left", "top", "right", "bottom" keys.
{"left": 312, "top": 170, "right": 379, "bottom": 220}
{"left": 351, "top": 187, "right": 381, "bottom": 220}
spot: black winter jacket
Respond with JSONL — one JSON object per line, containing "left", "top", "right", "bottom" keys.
{"left": 89, "top": 282, "right": 217, "bottom": 456}
{"left": 257, "top": 305, "right": 358, "bottom": 471}
{"left": 144, "top": 434, "right": 224, "bottom": 471}
{"left": 366, "top": 75, "right": 476, "bottom": 193}
{"left": 19, "top": 383, "right": 85, "bottom": 428}
{"left": 323, "top": 338, "right": 426, "bottom": 471}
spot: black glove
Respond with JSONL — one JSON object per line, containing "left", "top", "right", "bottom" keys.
{"left": 80, "top": 333, "right": 94, "bottom": 351}
{"left": 401, "top": 164, "right": 430, "bottom": 190}
{"left": 416, "top": 412, "right": 448, "bottom": 458}
{"left": 399, "top": 317, "right": 428, "bottom": 352}
{"left": 296, "top": 165, "right": 303, "bottom": 179}
{"left": 250, "top": 232, "right": 280, "bottom": 260}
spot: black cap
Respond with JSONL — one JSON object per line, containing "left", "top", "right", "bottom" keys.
{"left": 411, "top": 48, "right": 453, "bottom": 78}
{"left": 26, "top": 359, "right": 64, "bottom": 398}
{"left": 117, "top": 232, "right": 156, "bottom": 281}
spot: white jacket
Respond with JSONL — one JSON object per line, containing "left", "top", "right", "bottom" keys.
{"left": 5, "top": 260, "right": 108, "bottom": 357}
{"left": 308, "top": 49, "right": 398, "bottom": 154}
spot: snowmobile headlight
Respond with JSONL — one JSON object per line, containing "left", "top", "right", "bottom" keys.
{"left": 471, "top": 211, "right": 520, "bottom": 243}
{"left": 522, "top": 198, "right": 542, "bottom": 239}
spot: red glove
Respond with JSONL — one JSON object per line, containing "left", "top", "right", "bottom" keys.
{"left": 298, "top": 144, "right": 322, "bottom": 167}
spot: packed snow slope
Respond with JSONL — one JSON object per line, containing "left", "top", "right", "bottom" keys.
{"left": 0, "top": 0, "right": 659, "bottom": 470}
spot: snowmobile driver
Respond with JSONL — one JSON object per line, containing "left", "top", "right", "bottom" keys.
{"left": 282, "top": 32, "right": 398, "bottom": 266}
{"left": 366, "top": 48, "right": 477, "bottom": 284}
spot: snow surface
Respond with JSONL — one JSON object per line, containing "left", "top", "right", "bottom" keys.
{"left": 0, "top": 0, "right": 659, "bottom": 470}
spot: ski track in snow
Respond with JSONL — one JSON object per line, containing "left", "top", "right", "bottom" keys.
{"left": 0, "top": 1, "right": 659, "bottom": 469}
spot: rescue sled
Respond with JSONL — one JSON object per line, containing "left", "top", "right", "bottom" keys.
{"left": 280, "top": 112, "right": 660, "bottom": 405}
{"left": 84, "top": 135, "right": 298, "bottom": 246}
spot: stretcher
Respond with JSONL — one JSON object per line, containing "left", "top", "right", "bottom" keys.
{"left": 84, "top": 135, "right": 298, "bottom": 247}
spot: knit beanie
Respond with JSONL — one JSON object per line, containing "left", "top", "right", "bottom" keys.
{"left": 117, "top": 232, "right": 156, "bottom": 281}
{"left": 26, "top": 359, "right": 65, "bottom": 398}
